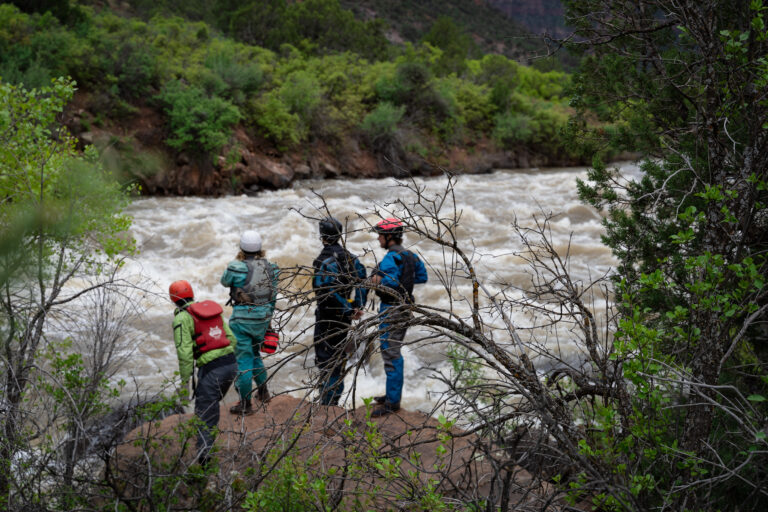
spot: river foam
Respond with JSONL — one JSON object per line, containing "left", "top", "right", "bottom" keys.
{"left": 115, "top": 165, "right": 628, "bottom": 413}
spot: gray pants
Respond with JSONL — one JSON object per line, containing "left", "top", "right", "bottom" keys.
{"left": 194, "top": 355, "right": 237, "bottom": 462}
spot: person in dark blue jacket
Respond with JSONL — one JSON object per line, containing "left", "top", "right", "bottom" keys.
{"left": 312, "top": 217, "right": 367, "bottom": 406}
{"left": 368, "top": 218, "right": 428, "bottom": 417}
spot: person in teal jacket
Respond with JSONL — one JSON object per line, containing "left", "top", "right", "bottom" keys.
{"left": 220, "top": 230, "right": 279, "bottom": 415}
{"left": 169, "top": 280, "right": 237, "bottom": 466}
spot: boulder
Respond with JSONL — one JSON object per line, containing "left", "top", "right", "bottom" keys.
{"left": 256, "top": 159, "right": 295, "bottom": 188}
{"left": 111, "top": 395, "right": 559, "bottom": 510}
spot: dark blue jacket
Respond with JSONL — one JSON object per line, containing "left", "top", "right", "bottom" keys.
{"left": 312, "top": 243, "right": 367, "bottom": 317}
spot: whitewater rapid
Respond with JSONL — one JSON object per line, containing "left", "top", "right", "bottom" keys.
{"left": 114, "top": 165, "right": 628, "bottom": 413}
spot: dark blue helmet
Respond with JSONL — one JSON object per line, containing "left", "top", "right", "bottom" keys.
{"left": 319, "top": 217, "right": 343, "bottom": 243}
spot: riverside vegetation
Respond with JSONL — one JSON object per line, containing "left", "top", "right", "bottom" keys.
{"left": 1, "top": 0, "right": 581, "bottom": 195}
{"left": 1, "top": 0, "right": 767, "bottom": 510}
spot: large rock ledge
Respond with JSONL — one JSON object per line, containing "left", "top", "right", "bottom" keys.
{"left": 110, "top": 395, "right": 561, "bottom": 509}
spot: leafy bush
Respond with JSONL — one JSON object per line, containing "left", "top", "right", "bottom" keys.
{"left": 156, "top": 80, "right": 241, "bottom": 155}
{"left": 361, "top": 101, "right": 405, "bottom": 145}
{"left": 196, "top": 42, "right": 264, "bottom": 104}
{"left": 421, "top": 16, "right": 477, "bottom": 75}
{"left": 243, "top": 451, "right": 331, "bottom": 512}
{"left": 0, "top": 0, "right": 580, "bottom": 169}
{"left": 251, "top": 92, "right": 303, "bottom": 148}
{"left": 493, "top": 111, "right": 534, "bottom": 145}
{"left": 279, "top": 70, "right": 322, "bottom": 124}
{"left": 264, "top": 0, "right": 389, "bottom": 60}
{"left": 0, "top": 5, "right": 86, "bottom": 89}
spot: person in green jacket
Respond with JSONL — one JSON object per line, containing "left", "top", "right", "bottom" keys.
{"left": 169, "top": 280, "right": 237, "bottom": 466}
{"left": 220, "top": 230, "right": 279, "bottom": 415}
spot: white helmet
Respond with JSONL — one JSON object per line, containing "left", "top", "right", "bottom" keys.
{"left": 240, "top": 230, "right": 263, "bottom": 252}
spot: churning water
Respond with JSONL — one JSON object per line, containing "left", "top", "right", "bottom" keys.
{"left": 117, "top": 165, "right": 630, "bottom": 413}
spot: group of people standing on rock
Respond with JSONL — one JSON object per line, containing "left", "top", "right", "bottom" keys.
{"left": 168, "top": 217, "right": 428, "bottom": 465}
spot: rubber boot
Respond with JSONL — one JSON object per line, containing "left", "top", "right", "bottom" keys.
{"left": 256, "top": 383, "right": 271, "bottom": 403}
{"left": 371, "top": 401, "right": 400, "bottom": 418}
{"left": 229, "top": 399, "right": 253, "bottom": 416}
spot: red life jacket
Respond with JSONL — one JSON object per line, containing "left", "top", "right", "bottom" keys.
{"left": 186, "top": 301, "right": 230, "bottom": 359}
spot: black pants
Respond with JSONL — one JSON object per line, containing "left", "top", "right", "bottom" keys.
{"left": 313, "top": 311, "right": 351, "bottom": 405}
{"left": 195, "top": 353, "right": 237, "bottom": 460}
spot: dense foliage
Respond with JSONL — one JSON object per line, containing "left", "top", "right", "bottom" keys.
{"left": 0, "top": 77, "right": 134, "bottom": 508}
{"left": 339, "top": 0, "right": 549, "bottom": 63}
{"left": 0, "top": 1, "right": 576, "bottom": 181}
{"left": 565, "top": 0, "right": 768, "bottom": 508}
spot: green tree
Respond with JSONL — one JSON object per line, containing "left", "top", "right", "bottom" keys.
{"left": 156, "top": 79, "right": 241, "bottom": 156}
{"left": 265, "top": 0, "right": 389, "bottom": 59}
{"left": 8, "top": 0, "right": 84, "bottom": 24}
{"left": 566, "top": 0, "right": 768, "bottom": 507}
{"left": 0, "top": 77, "right": 133, "bottom": 507}
{"left": 421, "top": 16, "right": 476, "bottom": 75}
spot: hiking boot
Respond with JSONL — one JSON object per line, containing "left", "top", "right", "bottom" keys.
{"left": 256, "top": 383, "right": 271, "bottom": 403}
{"left": 371, "top": 401, "right": 400, "bottom": 417}
{"left": 373, "top": 395, "right": 386, "bottom": 405}
{"left": 229, "top": 399, "right": 253, "bottom": 416}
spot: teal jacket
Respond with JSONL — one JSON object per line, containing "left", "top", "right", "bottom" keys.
{"left": 220, "top": 257, "right": 279, "bottom": 322}
{"left": 172, "top": 302, "right": 236, "bottom": 385}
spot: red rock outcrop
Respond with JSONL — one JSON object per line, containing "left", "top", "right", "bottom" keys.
{"left": 111, "top": 395, "right": 558, "bottom": 510}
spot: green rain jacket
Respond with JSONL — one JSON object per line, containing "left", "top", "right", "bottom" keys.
{"left": 172, "top": 302, "right": 236, "bottom": 386}
{"left": 220, "top": 258, "right": 279, "bottom": 322}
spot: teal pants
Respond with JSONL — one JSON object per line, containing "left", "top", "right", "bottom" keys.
{"left": 230, "top": 320, "right": 270, "bottom": 400}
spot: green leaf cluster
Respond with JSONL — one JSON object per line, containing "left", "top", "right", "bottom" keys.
{"left": 0, "top": 77, "right": 134, "bottom": 284}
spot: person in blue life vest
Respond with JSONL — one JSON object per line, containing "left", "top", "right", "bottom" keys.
{"left": 169, "top": 280, "right": 237, "bottom": 466}
{"left": 368, "top": 218, "right": 428, "bottom": 417}
{"left": 220, "top": 230, "right": 279, "bottom": 416}
{"left": 312, "top": 217, "right": 368, "bottom": 406}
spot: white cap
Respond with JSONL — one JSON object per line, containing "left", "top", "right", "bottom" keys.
{"left": 240, "top": 230, "right": 263, "bottom": 252}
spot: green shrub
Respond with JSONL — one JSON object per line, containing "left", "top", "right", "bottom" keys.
{"left": 264, "top": 0, "right": 389, "bottom": 60}
{"left": 243, "top": 452, "right": 331, "bottom": 512}
{"left": 493, "top": 111, "right": 534, "bottom": 145}
{"left": 197, "top": 42, "right": 264, "bottom": 104}
{"left": 361, "top": 101, "right": 405, "bottom": 145}
{"left": 421, "top": 16, "right": 477, "bottom": 75}
{"left": 279, "top": 70, "right": 322, "bottom": 123}
{"left": 251, "top": 92, "right": 303, "bottom": 148}
{"left": 374, "top": 71, "right": 408, "bottom": 104}
{"left": 0, "top": 5, "right": 86, "bottom": 89}
{"left": 156, "top": 80, "right": 241, "bottom": 155}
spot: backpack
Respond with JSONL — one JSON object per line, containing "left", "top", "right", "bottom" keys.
{"left": 375, "top": 246, "right": 416, "bottom": 304}
{"left": 230, "top": 259, "right": 275, "bottom": 306}
{"left": 315, "top": 250, "right": 357, "bottom": 310}
{"left": 185, "top": 300, "right": 231, "bottom": 359}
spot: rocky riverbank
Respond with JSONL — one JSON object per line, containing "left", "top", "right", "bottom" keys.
{"left": 109, "top": 395, "right": 563, "bottom": 510}
{"left": 65, "top": 93, "right": 586, "bottom": 197}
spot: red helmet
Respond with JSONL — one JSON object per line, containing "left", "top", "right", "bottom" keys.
{"left": 372, "top": 218, "right": 404, "bottom": 236}
{"left": 169, "top": 280, "right": 194, "bottom": 302}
